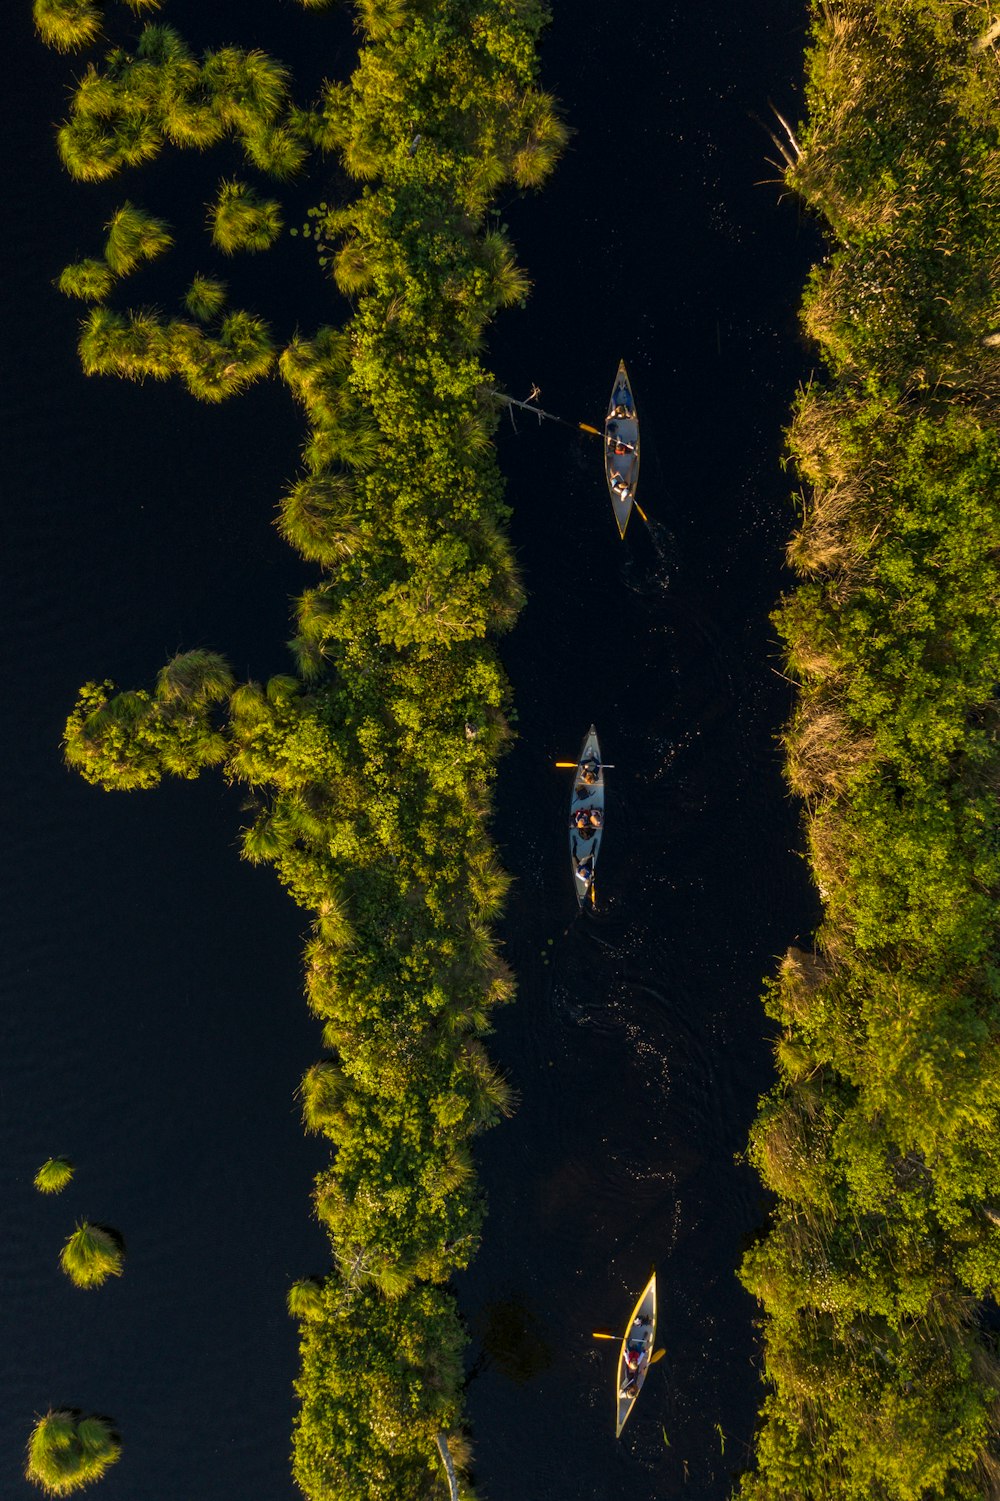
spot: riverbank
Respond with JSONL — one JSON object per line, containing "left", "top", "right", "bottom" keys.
{"left": 742, "top": 4, "right": 1000, "bottom": 1496}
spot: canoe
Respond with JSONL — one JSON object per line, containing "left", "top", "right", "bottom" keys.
{"left": 616, "top": 1270, "right": 657, "bottom": 1438}
{"left": 569, "top": 725, "right": 604, "bottom": 906}
{"left": 604, "top": 359, "right": 640, "bottom": 539}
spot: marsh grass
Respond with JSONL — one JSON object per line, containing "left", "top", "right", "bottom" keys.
{"left": 784, "top": 698, "right": 876, "bottom": 799}
{"left": 34, "top": 0, "right": 101, "bottom": 53}
{"left": 59, "top": 1223, "right": 124, "bottom": 1288}
{"left": 155, "top": 649, "right": 234, "bottom": 706}
{"left": 104, "top": 202, "right": 173, "bottom": 275}
{"left": 184, "top": 275, "right": 227, "bottom": 322}
{"left": 287, "top": 1278, "right": 324, "bottom": 1319}
{"left": 34, "top": 1158, "right": 74, "bottom": 1194}
{"left": 58, "top": 260, "right": 113, "bottom": 302}
{"left": 26, "top": 1410, "right": 120, "bottom": 1495}
{"left": 510, "top": 93, "right": 570, "bottom": 189}
{"left": 277, "top": 474, "right": 361, "bottom": 564}
{"left": 208, "top": 180, "right": 283, "bottom": 254}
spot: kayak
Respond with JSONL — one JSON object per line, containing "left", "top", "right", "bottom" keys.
{"left": 604, "top": 359, "right": 640, "bottom": 539}
{"left": 616, "top": 1270, "right": 657, "bottom": 1438}
{"left": 569, "top": 725, "right": 604, "bottom": 906}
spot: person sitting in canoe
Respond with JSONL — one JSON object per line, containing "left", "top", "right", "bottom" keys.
{"left": 576, "top": 855, "right": 594, "bottom": 882}
{"left": 579, "top": 757, "right": 601, "bottom": 785}
{"left": 572, "top": 806, "right": 603, "bottom": 834}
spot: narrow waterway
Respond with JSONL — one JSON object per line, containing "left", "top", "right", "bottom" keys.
{"left": 460, "top": 2, "right": 818, "bottom": 1496}
{"left": 1, "top": 2, "right": 815, "bottom": 1497}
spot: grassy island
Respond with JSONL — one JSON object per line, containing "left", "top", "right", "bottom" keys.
{"left": 47, "top": 0, "right": 565, "bottom": 1495}
{"left": 34, "top": 1157, "right": 75, "bottom": 1194}
{"left": 742, "top": 3, "right": 1000, "bottom": 1497}
{"left": 26, "top": 1410, "right": 120, "bottom": 1495}
{"left": 59, "top": 1222, "right": 125, "bottom": 1289}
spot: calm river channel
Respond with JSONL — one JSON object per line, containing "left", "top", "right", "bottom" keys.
{"left": 2, "top": 1, "right": 816, "bottom": 1497}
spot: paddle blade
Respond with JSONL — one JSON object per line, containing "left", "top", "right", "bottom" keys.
{"left": 592, "top": 1330, "right": 618, "bottom": 1340}
{"left": 579, "top": 422, "right": 602, "bottom": 436}
{"left": 650, "top": 1349, "right": 665, "bottom": 1364}
{"left": 555, "top": 761, "right": 577, "bottom": 768}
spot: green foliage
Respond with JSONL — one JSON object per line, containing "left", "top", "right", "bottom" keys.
{"left": 744, "top": 3, "right": 1000, "bottom": 1496}
{"left": 103, "top": 201, "right": 173, "bottom": 275}
{"left": 26, "top": 1410, "right": 121, "bottom": 1495}
{"left": 288, "top": 1277, "right": 325, "bottom": 1319}
{"left": 184, "top": 274, "right": 227, "bottom": 322}
{"left": 34, "top": 0, "right": 101, "bottom": 53}
{"left": 34, "top": 1157, "right": 75, "bottom": 1194}
{"left": 47, "top": 0, "right": 563, "bottom": 1494}
{"left": 208, "top": 179, "right": 283, "bottom": 254}
{"left": 57, "top": 260, "right": 113, "bottom": 302}
{"left": 59, "top": 1223, "right": 124, "bottom": 1289}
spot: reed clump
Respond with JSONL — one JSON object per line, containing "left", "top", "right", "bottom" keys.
{"left": 59, "top": 1223, "right": 124, "bottom": 1288}
{"left": 34, "top": 1157, "right": 75, "bottom": 1194}
{"left": 26, "top": 1410, "right": 121, "bottom": 1495}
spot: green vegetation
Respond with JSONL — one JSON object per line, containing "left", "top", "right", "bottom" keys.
{"left": 48, "top": 0, "right": 563, "bottom": 1494}
{"left": 59, "top": 1223, "right": 124, "bottom": 1288}
{"left": 34, "top": 0, "right": 100, "bottom": 53}
{"left": 184, "top": 274, "right": 227, "bottom": 322}
{"left": 207, "top": 179, "right": 283, "bottom": 254}
{"left": 741, "top": 4, "right": 1000, "bottom": 1497}
{"left": 55, "top": 26, "right": 304, "bottom": 181}
{"left": 34, "top": 1157, "right": 75, "bottom": 1194}
{"left": 26, "top": 1411, "right": 121, "bottom": 1495}
{"left": 57, "top": 260, "right": 114, "bottom": 302}
{"left": 287, "top": 1277, "right": 325, "bottom": 1320}
{"left": 103, "top": 201, "right": 172, "bottom": 275}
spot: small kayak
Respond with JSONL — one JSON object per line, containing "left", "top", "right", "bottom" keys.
{"left": 616, "top": 1271, "right": 657, "bottom": 1438}
{"left": 604, "top": 360, "right": 640, "bottom": 538}
{"left": 569, "top": 725, "right": 604, "bottom": 906}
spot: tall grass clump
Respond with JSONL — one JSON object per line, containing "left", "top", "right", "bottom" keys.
{"left": 34, "top": 1157, "right": 75, "bottom": 1194}
{"left": 59, "top": 1223, "right": 124, "bottom": 1288}
{"left": 33, "top": 0, "right": 101, "bottom": 52}
{"left": 103, "top": 202, "right": 173, "bottom": 275}
{"left": 184, "top": 275, "right": 227, "bottom": 322}
{"left": 26, "top": 1410, "right": 120, "bottom": 1495}
{"left": 57, "top": 261, "right": 113, "bottom": 302}
{"left": 208, "top": 180, "right": 283, "bottom": 254}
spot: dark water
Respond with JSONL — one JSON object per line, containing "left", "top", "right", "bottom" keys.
{"left": 2, "top": 2, "right": 816, "bottom": 1497}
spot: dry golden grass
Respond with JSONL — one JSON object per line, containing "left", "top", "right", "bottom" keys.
{"left": 784, "top": 695, "right": 876, "bottom": 799}
{"left": 777, "top": 946, "right": 830, "bottom": 1025}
